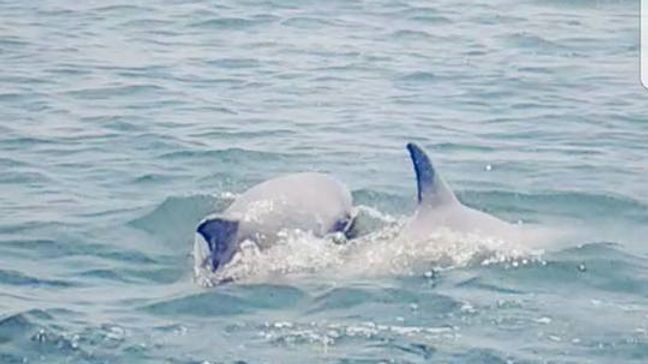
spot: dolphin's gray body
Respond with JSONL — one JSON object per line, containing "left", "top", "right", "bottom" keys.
{"left": 399, "top": 143, "right": 520, "bottom": 242}
{"left": 194, "top": 172, "right": 355, "bottom": 272}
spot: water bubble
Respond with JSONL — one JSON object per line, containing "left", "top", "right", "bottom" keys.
{"left": 70, "top": 334, "right": 80, "bottom": 349}
{"left": 329, "top": 232, "right": 347, "bottom": 245}
{"left": 460, "top": 302, "right": 477, "bottom": 314}
{"left": 32, "top": 329, "right": 47, "bottom": 342}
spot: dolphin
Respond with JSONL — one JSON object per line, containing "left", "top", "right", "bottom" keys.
{"left": 399, "top": 143, "right": 521, "bottom": 243}
{"left": 194, "top": 172, "right": 356, "bottom": 273}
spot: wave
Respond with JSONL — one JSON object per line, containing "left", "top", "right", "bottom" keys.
{"left": 189, "top": 15, "right": 277, "bottom": 30}
{"left": 459, "top": 190, "right": 648, "bottom": 224}
{"left": 142, "top": 284, "right": 305, "bottom": 316}
{"left": 397, "top": 71, "right": 438, "bottom": 83}
{"left": 64, "top": 84, "right": 168, "bottom": 100}
{"left": 0, "top": 269, "right": 74, "bottom": 288}
{"left": 129, "top": 194, "right": 230, "bottom": 244}
{"left": 0, "top": 309, "right": 133, "bottom": 363}
{"left": 456, "top": 242, "right": 648, "bottom": 297}
{"left": 157, "top": 147, "right": 296, "bottom": 162}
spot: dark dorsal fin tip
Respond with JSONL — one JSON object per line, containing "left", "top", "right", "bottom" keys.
{"left": 406, "top": 142, "right": 457, "bottom": 206}
{"left": 406, "top": 143, "right": 436, "bottom": 203}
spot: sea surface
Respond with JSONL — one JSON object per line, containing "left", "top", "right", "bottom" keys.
{"left": 1, "top": 0, "right": 647, "bottom": 363}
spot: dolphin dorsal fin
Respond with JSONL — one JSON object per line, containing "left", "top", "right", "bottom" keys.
{"left": 406, "top": 143, "right": 458, "bottom": 207}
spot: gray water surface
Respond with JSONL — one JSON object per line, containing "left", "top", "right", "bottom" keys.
{"left": 1, "top": 0, "right": 647, "bottom": 363}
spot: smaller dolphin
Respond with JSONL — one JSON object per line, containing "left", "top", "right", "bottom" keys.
{"left": 399, "top": 143, "right": 520, "bottom": 242}
{"left": 194, "top": 173, "right": 356, "bottom": 273}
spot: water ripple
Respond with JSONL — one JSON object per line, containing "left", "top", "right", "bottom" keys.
{"left": 1, "top": 0, "right": 646, "bottom": 362}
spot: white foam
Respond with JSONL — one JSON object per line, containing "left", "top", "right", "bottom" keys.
{"left": 193, "top": 205, "right": 544, "bottom": 286}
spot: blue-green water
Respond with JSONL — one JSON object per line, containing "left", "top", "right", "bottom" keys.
{"left": 1, "top": 0, "right": 648, "bottom": 362}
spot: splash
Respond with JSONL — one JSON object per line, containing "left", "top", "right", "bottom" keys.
{"left": 195, "top": 230, "right": 350, "bottom": 286}
{"left": 343, "top": 225, "right": 539, "bottom": 277}
{"left": 193, "top": 204, "right": 544, "bottom": 286}
{"left": 260, "top": 320, "right": 458, "bottom": 348}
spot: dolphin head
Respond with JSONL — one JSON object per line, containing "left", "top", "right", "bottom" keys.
{"left": 195, "top": 217, "right": 240, "bottom": 272}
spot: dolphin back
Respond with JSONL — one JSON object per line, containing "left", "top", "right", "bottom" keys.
{"left": 225, "top": 172, "right": 354, "bottom": 245}
{"left": 406, "top": 143, "right": 457, "bottom": 207}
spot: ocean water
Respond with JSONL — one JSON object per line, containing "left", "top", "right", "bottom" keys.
{"left": 1, "top": 0, "right": 647, "bottom": 363}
